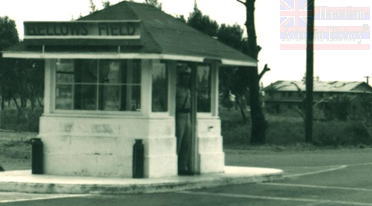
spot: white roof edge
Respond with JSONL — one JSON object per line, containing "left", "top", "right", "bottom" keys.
{"left": 221, "top": 58, "right": 257, "bottom": 67}
{"left": 24, "top": 20, "right": 142, "bottom": 23}
{"left": 2, "top": 51, "right": 257, "bottom": 67}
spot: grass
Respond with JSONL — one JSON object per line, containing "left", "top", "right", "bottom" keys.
{"left": 0, "top": 131, "right": 36, "bottom": 170}
{"left": 220, "top": 108, "right": 372, "bottom": 146}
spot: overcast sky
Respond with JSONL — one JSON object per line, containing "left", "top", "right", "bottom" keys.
{"left": 0, "top": 0, "right": 371, "bottom": 86}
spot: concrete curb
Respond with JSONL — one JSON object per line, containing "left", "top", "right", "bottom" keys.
{"left": 0, "top": 166, "right": 283, "bottom": 194}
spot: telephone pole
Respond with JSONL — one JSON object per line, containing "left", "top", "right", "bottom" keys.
{"left": 305, "top": 0, "right": 315, "bottom": 143}
{"left": 365, "top": 76, "right": 370, "bottom": 85}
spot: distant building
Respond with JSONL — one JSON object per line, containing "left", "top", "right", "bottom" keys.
{"left": 264, "top": 80, "right": 372, "bottom": 114}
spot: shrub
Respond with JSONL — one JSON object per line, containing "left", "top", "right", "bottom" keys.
{"left": 222, "top": 121, "right": 250, "bottom": 145}
{"left": 221, "top": 109, "right": 372, "bottom": 146}
{"left": 0, "top": 108, "right": 42, "bottom": 132}
{"left": 313, "top": 121, "right": 372, "bottom": 146}
{"left": 317, "top": 95, "right": 352, "bottom": 121}
{"left": 265, "top": 120, "right": 304, "bottom": 145}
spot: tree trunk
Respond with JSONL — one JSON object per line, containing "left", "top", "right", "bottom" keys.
{"left": 243, "top": 0, "right": 267, "bottom": 144}
{"left": 247, "top": 67, "right": 266, "bottom": 144}
{"left": 12, "top": 97, "right": 24, "bottom": 122}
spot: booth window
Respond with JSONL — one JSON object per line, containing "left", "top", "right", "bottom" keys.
{"left": 55, "top": 59, "right": 141, "bottom": 111}
{"left": 152, "top": 62, "right": 168, "bottom": 112}
{"left": 197, "top": 65, "right": 211, "bottom": 113}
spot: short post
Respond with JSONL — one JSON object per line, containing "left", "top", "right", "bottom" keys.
{"left": 31, "top": 138, "right": 43, "bottom": 174}
{"left": 132, "top": 139, "right": 144, "bottom": 178}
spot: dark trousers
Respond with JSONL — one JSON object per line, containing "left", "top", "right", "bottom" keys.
{"left": 176, "top": 113, "right": 192, "bottom": 173}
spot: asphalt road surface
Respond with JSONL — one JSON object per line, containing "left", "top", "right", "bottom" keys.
{"left": 1, "top": 161, "right": 372, "bottom": 206}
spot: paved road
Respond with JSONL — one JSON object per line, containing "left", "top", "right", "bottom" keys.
{"left": 2, "top": 149, "right": 372, "bottom": 206}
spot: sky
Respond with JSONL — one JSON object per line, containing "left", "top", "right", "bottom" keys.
{"left": 0, "top": 0, "right": 371, "bottom": 86}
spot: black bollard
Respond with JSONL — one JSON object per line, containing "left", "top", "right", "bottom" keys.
{"left": 31, "top": 138, "right": 43, "bottom": 174}
{"left": 132, "top": 139, "right": 144, "bottom": 178}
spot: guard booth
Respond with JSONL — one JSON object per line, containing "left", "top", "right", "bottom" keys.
{"left": 1, "top": 2, "right": 256, "bottom": 178}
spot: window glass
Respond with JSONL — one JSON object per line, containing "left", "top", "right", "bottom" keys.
{"left": 121, "top": 85, "right": 141, "bottom": 111}
{"left": 121, "top": 60, "right": 141, "bottom": 84}
{"left": 100, "top": 85, "right": 121, "bottom": 111}
{"left": 56, "top": 60, "right": 74, "bottom": 110}
{"left": 75, "top": 60, "right": 98, "bottom": 83}
{"left": 56, "top": 85, "right": 73, "bottom": 109}
{"left": 74, "top": 85, "right": 97, "bottom": 110}
{"left": 55, "top": 59, "right": 141, "bottom": 112}
{"left": 152, "top": 62, "right": 168, "bottom": 112}
{"left": 99, "top": 60, "right": 121, "bottom": 84}
{"left": 56, "top": 60, "right": 74, "bottom": 83}
{"left": 197, "top": 65, "right": 211, "bottom": 112}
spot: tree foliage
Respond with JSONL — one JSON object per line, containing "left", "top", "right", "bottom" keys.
{"left": 0, "top": 16, "right": 20, "bottom": 110}
{"left": 176, "top": 15, "right": 187, "bottom": 23}
{"left": 187, "top": 7, "right": 218, "bottom": 37}
{"left": 217, "top": 24, "right": 244, "bottom": 50}
{"left": 145, "top": 0, "right": 162, "bottom": 10}
{"left": 89, "top": 0, "right": 97, "bottom": 13}
{"left": 102, "top": 0, "right": 110, "bottom": 8}
{"left": 0, "top": 16, "right": 19, "bottom": 51}
{"left": 0, "top": 17, "right": 44, "bottom": 130}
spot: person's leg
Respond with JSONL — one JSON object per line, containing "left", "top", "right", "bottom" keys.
{"left": 176, "top": 113, "right": 187, "bottom": 174}
{"left": 180, "top": 113, "right": 192, "bottom": 174}
{"left": 175, "top": 114, "right": 185, "bottom": 154}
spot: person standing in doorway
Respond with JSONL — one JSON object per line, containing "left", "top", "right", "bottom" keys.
{"left": 176, "top": 65, "right": 193, "bottom": 175}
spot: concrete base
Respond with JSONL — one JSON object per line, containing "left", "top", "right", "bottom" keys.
{"left": 0, "top": 166, "right": 283, "bottom": 194}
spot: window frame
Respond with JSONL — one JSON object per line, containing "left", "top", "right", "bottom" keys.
{"left": 196, "top": 63, "right": 213, "bottom": 115}
{"left": 52, "top": 59, "right": 143, "bottom": 115}
{"left": 151, "top": 60, "right": 170, "bottom": 114}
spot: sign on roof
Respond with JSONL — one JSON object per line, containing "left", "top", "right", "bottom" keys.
{"left": 24, "top": 20, "right": 141, "bottom": 46}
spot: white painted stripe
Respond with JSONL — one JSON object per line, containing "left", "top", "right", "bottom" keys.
{"left": 2, "top": 52, "right": 257, "bottom": 66}
{"left": 0, "top": 194, "right": 91, "bottom": 203}
{"left": 283, "top": 165, "right": 348, "bottom": 178}
{"left": 281, "top": 161, "right": 372, "bottom": 179}
{"left": 177, "top": 191, "right": 372, "bottom": 206}
{"left": 262, "top": 183, "right": 372, "bottom": 192}
{"left": 24, "top": 35, "right": 141, "bottom": 40}
{"left": 349, "top": 162, "right": 372, "bottom": 167}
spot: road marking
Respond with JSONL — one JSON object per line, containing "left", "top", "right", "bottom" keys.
{"left": 282, "top": 161, "right": 372, "bottom": 178}
{"left": 349, "top": 162, "right": 372, "bottom": 167}
{"left": 0, "top": 194, "right": 91, "bottom": 203}
{"left": 283, "top": 165, "right": 347, "bottom": 178}
{"left": 177, "top": 191, "right": 372, "bottom": 206}
{"left": 262, "top": 183, "right": 372, "bottom": 192}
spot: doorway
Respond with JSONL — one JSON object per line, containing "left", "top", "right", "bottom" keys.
{"left": 175, "top": 63, "right": 197, "bottom": 175}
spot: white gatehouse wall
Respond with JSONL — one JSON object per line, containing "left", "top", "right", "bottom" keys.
{"left": 39, "top": 59, "right": 224, "bottom": 178}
